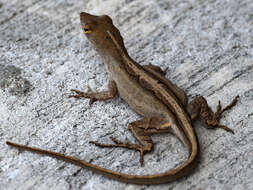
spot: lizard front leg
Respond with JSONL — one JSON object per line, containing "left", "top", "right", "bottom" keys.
{"left": 69, "top": 80, "right": 118, "bottom": 105}
{"left": 187, "top": 95, "right": 239, "bottom": 134}
{"left": 90, "top": 117, "right": 172, "bottom": 165}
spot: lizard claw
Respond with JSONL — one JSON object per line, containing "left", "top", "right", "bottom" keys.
{"left": 206, "top": 120, "right": 235, "bottom": 134}
{"left": 163, "top": 67, "right": 168, "bottom": 75}
{"left": 110, "top": 136, "right": 123, "bottom": 144}
{"left": 88, "top": 97, "right": 97, "bottom": 105}
{"left": 139, "top": 149, "right": 144, "bottom": 166}
{"left": 125, "top": 137, "right": 131, "bottom": 144}
{"left": 217, "top": 125, "right": 235, "bottom": 134}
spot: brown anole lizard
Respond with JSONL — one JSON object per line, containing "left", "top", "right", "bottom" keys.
{"left": 6, "top": 12, "right": 239, "bottom": 185}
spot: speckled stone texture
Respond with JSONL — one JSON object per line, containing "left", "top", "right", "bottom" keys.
{"left": 0, "top": 0, "right": 252, "bottom": 189}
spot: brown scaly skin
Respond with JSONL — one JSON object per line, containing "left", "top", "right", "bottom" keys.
{"left": 6, "top": 12, "right": 239, "bottom": 185}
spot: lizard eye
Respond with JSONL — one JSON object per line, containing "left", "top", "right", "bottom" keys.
{"left": 83, "top": 25, "right": 92, "bottom": 34}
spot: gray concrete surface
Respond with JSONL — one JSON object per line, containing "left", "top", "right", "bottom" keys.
{"left": 0, "top": 0, "right": 252, "bottom": 189}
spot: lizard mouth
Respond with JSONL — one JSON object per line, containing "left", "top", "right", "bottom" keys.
{"left": 83, "top": 25, "right": 92, "bottom": 34}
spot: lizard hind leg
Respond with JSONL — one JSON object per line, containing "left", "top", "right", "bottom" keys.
{"left": 187, "top": 95, "right": 239, "bottom": 134}
{"left": 90, "top": 117, "right": 172, "bottom": 166}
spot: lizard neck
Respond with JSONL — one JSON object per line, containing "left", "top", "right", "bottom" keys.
{"left": 93, "top": 32, "right": 135, "bottom": 75}
{"left": 103, "top": 31, "right": 142, "bottom": 75}
{"left": 96, "top": 45, "right": 129, "bottom": 74}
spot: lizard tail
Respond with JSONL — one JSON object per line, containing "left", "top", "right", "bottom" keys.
{"left": 6, "top": 139, "right": 198, "bottom": 185}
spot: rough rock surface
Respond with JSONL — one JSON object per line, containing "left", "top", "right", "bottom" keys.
{"left": 0, "top": 0, "right": 252, "bottom": 189}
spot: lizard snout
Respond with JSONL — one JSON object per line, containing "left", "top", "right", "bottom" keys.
{"left": 80, "top": 12, "right": 91, "bottom": 23}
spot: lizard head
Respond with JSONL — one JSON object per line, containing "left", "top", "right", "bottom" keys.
{"left": 80, "top": 12, "right": 127, "bottom": 56}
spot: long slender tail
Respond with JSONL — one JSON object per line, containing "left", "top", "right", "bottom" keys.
{"left": 6, "top": 140, "right": 198, "bottom": 185}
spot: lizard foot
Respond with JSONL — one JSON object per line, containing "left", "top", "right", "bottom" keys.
{"left": 214, "top": 95, "right": 239, "bottom": 121}
{"left": 90, "top": 136, "right": 149, "bottom": 165}
{"left": 69, "top": 86, "right": 97, "bottom": 105}
{"left": 207, "top": 95, "right": 239, "bottom": 134}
